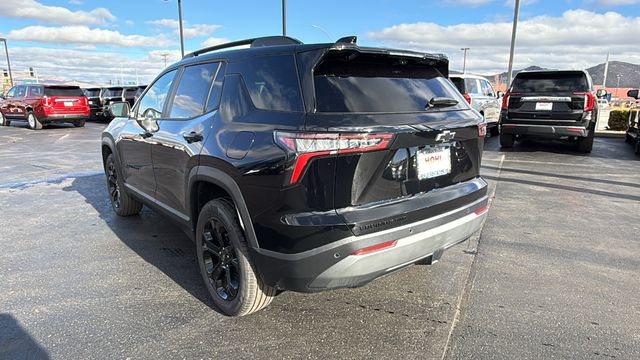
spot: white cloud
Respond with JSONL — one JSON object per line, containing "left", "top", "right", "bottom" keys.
{"left": 200, "top": 37, "right": 230, "bottom": 48}
{"left": 0, "top": 0, "right": 115, "bottom": 26}
{"left": 5, "top": 47, "right": 173, "bottom": 85}
{"left": 593, "top": 0, "right": 640, "bottom": 5}
{"left": 366, "top": 10, "right": 640, "bottom": 75}
{"left": 146, "top": 19, "right": 222, "bottom": 39}
{"left": 7, "top": 26, "right": 172, "bottom": 48}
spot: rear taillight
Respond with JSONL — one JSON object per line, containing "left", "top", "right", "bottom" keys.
{"left": 462, "top": 93, "right": 472, "bottom": 104}
{"left": 42, "top": 96, "right": 51, "bottom": 107}
{"left": 574, "top": 92, "right": 594, "bottom": 111}
{"left": 477, "top": 122, "right": 487, "bottom": 137}
{"left": 501, "top": 93, "right": 510, "bottom": 110}
{"left": 275, "top": 131, "right": 393, "bottom": 184}
{"left": 81, "top": 97, "right": 88, "bottom": 106}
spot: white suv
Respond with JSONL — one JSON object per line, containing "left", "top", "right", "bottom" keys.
{"left": 450, "top": 73, "right": 502, "bottom": 136}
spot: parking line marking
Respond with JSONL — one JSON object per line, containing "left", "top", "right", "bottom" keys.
{"left": 54, "top": 134, "right": 70, "bottom": 143}
{"left": 441, "top": 154, "right": 504, "bottom": 360}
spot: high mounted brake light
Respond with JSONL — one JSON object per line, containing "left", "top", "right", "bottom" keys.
{"left": 574, "top": 92, "right": 594, "bottom": 111}
{"left": 275, "top": 132, "right": 393, "bottom": 184}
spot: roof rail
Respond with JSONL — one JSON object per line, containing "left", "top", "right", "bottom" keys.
{"left": 183, "top": 36, "right": 303, "bottom": 58}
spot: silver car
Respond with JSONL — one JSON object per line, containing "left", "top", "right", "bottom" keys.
{"left": 450, "top": 73, "right": 502, "bottom": 136}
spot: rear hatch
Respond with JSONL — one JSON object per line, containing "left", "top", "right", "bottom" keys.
{"left": 83, "top": 88, "right": 102, "bottom": 108}
{"left": 102, "top": 87, "right": 123, "bottom": 104}
{"left": 296, "top": 47, "right": 486, "bottom": 234}
{"left": 43, "top": 86, "right": 88, "bottom": 114}
{"left": 505, "top": 71, "right": 592, "bottom": 123}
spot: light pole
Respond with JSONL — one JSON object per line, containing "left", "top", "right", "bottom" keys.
{"left": 282, "top": 0, "right": 287, "bottom": 36}
{"left": 461, "top": 47, "right": 470, "bottom": 73}
{"left": 164, "top": 0, "right": 185, "bottom": 57}
{"left": 506, "top": 0, "right": 520, "bottom": 89}
{"left": 0, "top": 38, "right": 13, "bottom": 87}
{"left": 616, "top": 74, "right": 622, "bottom": 98}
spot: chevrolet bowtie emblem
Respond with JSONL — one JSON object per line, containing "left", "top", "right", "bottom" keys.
{"left": 435, "top": 130, "right": 456, "bottom": 143}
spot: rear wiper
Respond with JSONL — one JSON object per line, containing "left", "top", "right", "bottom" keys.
{"left": 426, "top": 97, "right": 459, "bottom": 109}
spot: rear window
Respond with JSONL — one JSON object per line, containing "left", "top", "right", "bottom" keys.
{"left": 44, "top": 87, "right": 83, "bottom": 97}
{"left": 314, "top": 56, "right": 464, "bottom": 113}
{"left": 84, "top": 89, "right": 101, "bottom": 97}
{"left": 450, "top": 77, "right": 464, "bottom": 93}
{"left": 124, "top": 88, "right": 137, "bottom": 97}
{"left": 103, "top": 88, "right": 122, "bottom": 97}
{"left": 511, "top": 72, "right": 588, "bottom": 93}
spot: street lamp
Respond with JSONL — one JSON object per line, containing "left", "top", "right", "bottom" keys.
{"left": 460, "top": 47, "right": 470, "bottom": 73}
{"left": 506, "top": 0, "right": 520, "bottom": 89}
{"left": 164, "top": 0, "right": 185, "bottom": 58}
{"left": 0, "top": 38, "right": 13, "bottom": 87}
{"left": 282, "top": 0, "right": 287, "bottom": 36}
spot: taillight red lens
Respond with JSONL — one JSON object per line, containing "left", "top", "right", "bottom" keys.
{"left": 474, "top": 205, "right": 488, "bottom": 215}
{"left": 275, "top": 132, "right": 393, "bottom": 184}
{"left": 351, "top": 240, "right": 398, "bottom": 256}
{"left": 42, "top": 96, "right": 50, "bottom": 106}
{"left": 501, "top": 93, "right": 510, "bottom": 110}
{"left": 574, "top": 92, "right": 594, "bottom": 111}
{"left": 478, "top": 122, "right": 487, "bottom": 137}
{"left": 462, "top": 93, "right": 472, "bottom": 104}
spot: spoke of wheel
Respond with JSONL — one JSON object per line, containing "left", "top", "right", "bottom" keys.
{"left": 210, "top": 219, "right": 226, "bottom": 247}
{"left": 224, "top": 268, "right": 237, "bottom": 298}
{"left": 210, "top": 263, "right": 223, "bottom": 282}
{"left": 203, "top": 232, "right": 221, "bottom": 256}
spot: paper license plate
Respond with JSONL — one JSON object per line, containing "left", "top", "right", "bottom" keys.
{"left": 417, "top": 146, "right": 451, "bottom": 180}
{"left": 88, "top": 100, "right": 94, "bottom": 105}
{"left": 535, "top": 102, "right": 553, "bottom": 111}
{"left": 64, "top": 102, "right": 73, "bottom": 107}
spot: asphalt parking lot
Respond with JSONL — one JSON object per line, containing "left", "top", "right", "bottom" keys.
{"left": 1, "top": 121, "right": 639, "bottom": 359}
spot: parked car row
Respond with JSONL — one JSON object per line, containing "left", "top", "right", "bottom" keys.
{"left": 82, "top": 85, "right": 146, "bottom": 121}
{"left": 625, "top": 89, "right": 640, "bottom": 154}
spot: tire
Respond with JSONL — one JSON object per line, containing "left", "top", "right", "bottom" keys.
{"left": 0, "top": 112, "right": 9, "bottom": 126}
{"left": 27, "top": 111, "right": 42, "bottom": 130}
{"left": 74, "top": 119, "right": 86, "bottom": 127}
{"left": 500, "top": 132, "right": 515, "bottom": 148}
{"left": 196, "top": 199, "right": 275, "bottom": 316}
{"left": 577, "top": 128, "right": 594, "bottom": 153}
{"left": 489, "top": 125, "right": 499, "bottom": 137}
{"left": 104, "top": 154, "right": 142, "bottom": 216}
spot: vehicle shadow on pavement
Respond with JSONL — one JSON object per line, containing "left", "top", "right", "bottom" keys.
{"left": 0, "top": 314, "right": 49, "bottom": 360}
{"left": 62, "top": 174, "right": 216, "bottom": 310}
{"left": 484, "top": 137, "right": 639, "bottom": 161}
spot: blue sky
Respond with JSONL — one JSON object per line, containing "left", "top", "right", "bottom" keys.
{"left": 1, "top": 0, "right": 639, "bottom": 84}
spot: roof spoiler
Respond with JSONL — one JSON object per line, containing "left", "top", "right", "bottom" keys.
{"left": 184, "top": 36, "right": 303, "bottom": 58}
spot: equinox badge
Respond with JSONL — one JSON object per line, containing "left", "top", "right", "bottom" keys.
{"left": 435, "top": 130, "right": 456, "bottom": 143}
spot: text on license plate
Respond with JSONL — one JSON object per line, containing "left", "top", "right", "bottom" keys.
{"left": 64, "top": 102, "right": 73, "bottom": 107}
{"left": 417, "top": 146, "right": 451, "bottom": 180}
{"left": 535, "top": 102, "right": 553, "bottom": 111}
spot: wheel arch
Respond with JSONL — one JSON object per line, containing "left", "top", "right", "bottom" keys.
{"left": 188, "top": 166, "right": 260, "bottom": 249}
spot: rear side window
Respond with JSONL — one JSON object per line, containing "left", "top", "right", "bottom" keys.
{"left": 241, "top": 55, "right": 303, "bottom": 112}
{"left": 44, "top": 87, "right": 83, "bottom": 96}
{"left": 512, "top": 72, "right": 588, "bottom": 93}
{"left": 28, "top": 86, "right": 43, "bottom": 97}
{"left": 314, "top": 56, "right": 465, "bottom": 113}
{"left": 15, "top": 86, "right": 26, "bottom": 97}
{"left": 169, "top": 62, "right": 220, "bottom": 118}
{"left": 480, "top": 80, "right": 495, "bottom": 97}
{"left": 465, "top": 79, "right": 481, "bottom": 95}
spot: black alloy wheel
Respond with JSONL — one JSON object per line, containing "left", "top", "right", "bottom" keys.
{"left": 201, "top": 218, "right": 240, "bottom": 301}
{"left": 107, "top": 160, "right": 121, "bottom": 210}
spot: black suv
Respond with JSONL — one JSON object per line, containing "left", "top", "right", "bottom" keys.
{"left": 101, "top": 36, "right": 489, "bottom": 316}
{"left": 626, "top": 89, "right": 640, "bottom": 155}
{"left": 500, "top": 70, "right": 603, "bottom": 153}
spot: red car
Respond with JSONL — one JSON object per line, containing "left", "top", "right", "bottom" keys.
{"left": 0, "top": 84, "right": 90, "bottom": 130}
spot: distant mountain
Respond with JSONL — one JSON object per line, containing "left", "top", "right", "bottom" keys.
{"left": 484, "top": 61, "right": 640, "bottom": 88}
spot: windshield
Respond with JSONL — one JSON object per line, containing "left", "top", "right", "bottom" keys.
{"left": 103, "top": 88, "right": 122, "bottom": 97}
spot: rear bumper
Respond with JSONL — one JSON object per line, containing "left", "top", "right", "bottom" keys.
{"left": 251, "top": 193, "right": 488, "bottom": 292}
{"left": 501, "top": 123, "right": 589, "bottom": 137}
{"left": 42, "top": 113, "right": 89, "bottom": 122}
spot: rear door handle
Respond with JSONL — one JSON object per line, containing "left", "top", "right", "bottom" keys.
{"left": 183, "top": 131, "right": 203, "bottom": 143}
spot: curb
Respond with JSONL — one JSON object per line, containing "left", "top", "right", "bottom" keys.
{"left": 595, "top": 131, "right": 625, "bottom": 138}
